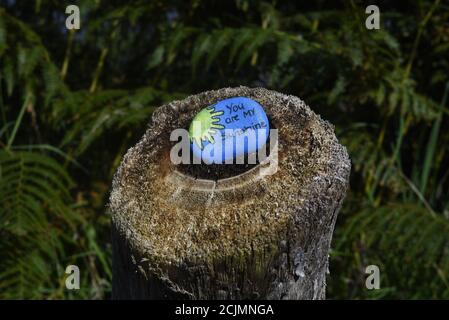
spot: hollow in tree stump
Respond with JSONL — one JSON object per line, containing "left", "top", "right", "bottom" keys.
{"left": 109, "top": 87, "right": 350, "bottom": 299}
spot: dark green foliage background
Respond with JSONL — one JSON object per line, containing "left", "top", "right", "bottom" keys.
{"left": 0, "top": 0, "right": 448, "bottom": 299}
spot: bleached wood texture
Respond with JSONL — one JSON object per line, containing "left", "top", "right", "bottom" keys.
{"left": 110, "top": 87, "right": 350, "bottom": 299}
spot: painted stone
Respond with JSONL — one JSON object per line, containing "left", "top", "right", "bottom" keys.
{"left": 189, "top": 96, "right": 269, "bottom": 163}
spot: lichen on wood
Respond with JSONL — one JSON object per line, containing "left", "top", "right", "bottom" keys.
{"left": 110, "top": 86, "right": 351, "bottom": 299}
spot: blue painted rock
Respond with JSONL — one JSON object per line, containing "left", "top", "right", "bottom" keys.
{"left": 189, "top": 97, "right": 269, "bottom": 163}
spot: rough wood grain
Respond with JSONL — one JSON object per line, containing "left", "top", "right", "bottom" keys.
{"left": 109, "top": 87, "right": 350, "bottom": 299}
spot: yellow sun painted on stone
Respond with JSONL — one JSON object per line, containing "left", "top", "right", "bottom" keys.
{"left": 189, "top": 106, "right": 225, "bottom": 150}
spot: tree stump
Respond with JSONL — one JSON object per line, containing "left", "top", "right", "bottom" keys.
{"left": 109, "top": 87, "right": 350, "bottom": 299}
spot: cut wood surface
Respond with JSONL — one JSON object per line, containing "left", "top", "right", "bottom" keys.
{"left": 109, "top": 87, "right": 351, "bottom": 299}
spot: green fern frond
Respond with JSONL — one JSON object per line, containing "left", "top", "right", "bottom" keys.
{"left": 0, "top": 150, "right": 79, "bottom": 299}
{"left": 336, "top": 202, "right": 449, "bottom": 298}
{"left": 0, "top": 10, "right": 68, "bottom": 108}
{"left": 0, "top": 150, "right": 76, "bottom": 235}
{"left": 58, "top": 87, "right": 181, "bottom": 155}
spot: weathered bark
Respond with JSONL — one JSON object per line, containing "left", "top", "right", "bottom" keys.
{"left": 109, "top": 87, "right": 350, "bottom": 299}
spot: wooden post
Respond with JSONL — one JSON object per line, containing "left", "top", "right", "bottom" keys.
{"left": 109, "top": 87, "right": 350, "bottom": 299}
